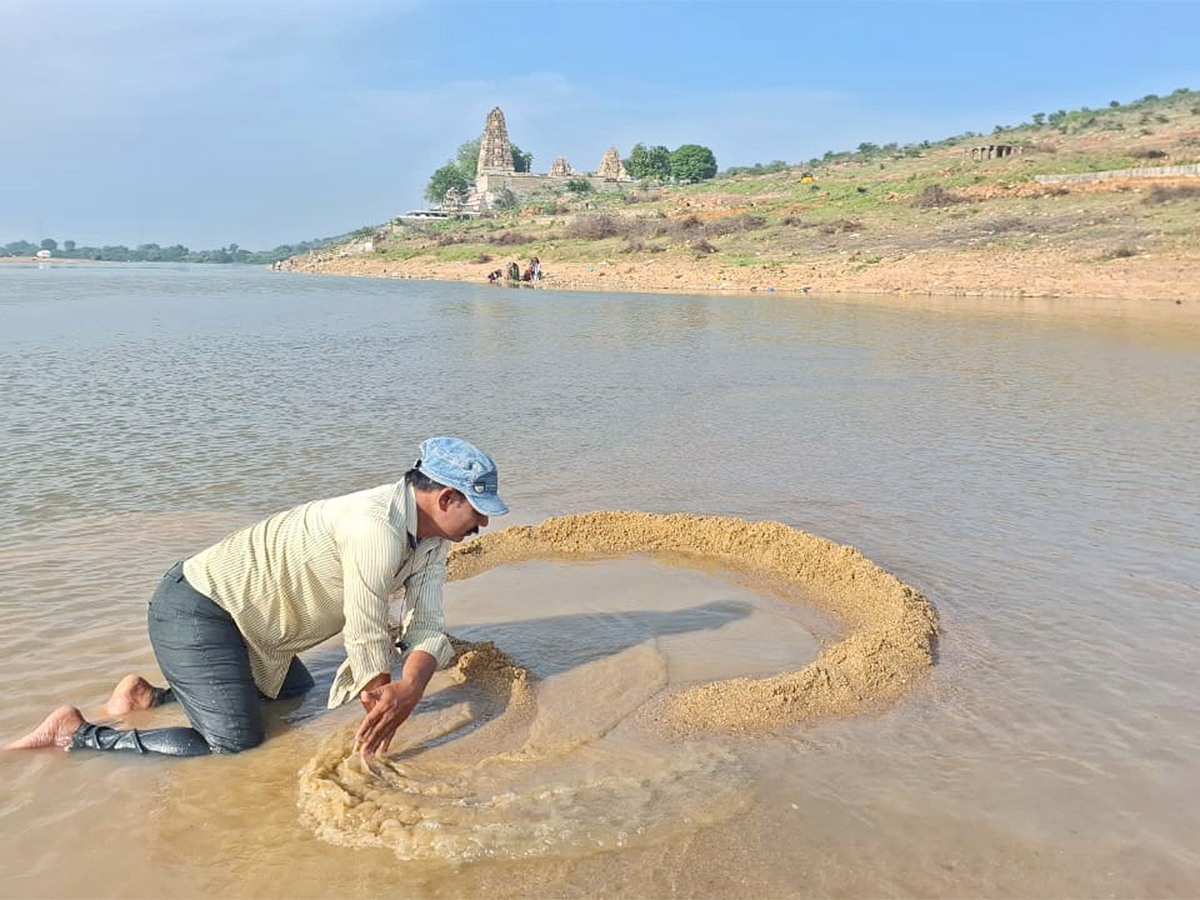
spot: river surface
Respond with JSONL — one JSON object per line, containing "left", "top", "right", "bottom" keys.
{"left": 0, "top": 263, "right": 1197, "bottom": 898}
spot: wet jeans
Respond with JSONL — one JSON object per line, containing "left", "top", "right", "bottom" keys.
{"left": 69, "top": 562, "right": 313, "bottom": 756}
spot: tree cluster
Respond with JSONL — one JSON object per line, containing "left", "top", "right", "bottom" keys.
{"left": 624, "top": 143, "right": 718, "bottom": 183}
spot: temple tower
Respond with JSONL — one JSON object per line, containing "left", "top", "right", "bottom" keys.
{"left": 596, "top": 147, "right": 630, "bottom": 182}
{"left": 477, "top": 107, "right": 515, "bottom": 175}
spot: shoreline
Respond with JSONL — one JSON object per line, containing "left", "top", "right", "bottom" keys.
{"left": 0, "top": 256, "right": 115, "bottom": 264}
{"left": 8, "top": 249, "right": 1195, "bottom": 324}
{"left": 277, "top": 249, "right": 1200, "bottom": 323}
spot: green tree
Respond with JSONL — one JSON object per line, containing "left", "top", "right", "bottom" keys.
{"left": 511, "top": 144, "right": 532, "bottom": 173}
{"left": 626, "top": 143, "right": 672, "bottom": 180}
{"left": 63, "top": 240, "right": 76, "bottom": 252}
{"left": 1032, "top": 112, "right": 1046, "bottom": 126}
{"left": 425, "top": 162, "right": 471, "bottom": 204}
{"left": 40, "top": 238, "right": 57, "bottom": 252}
{"left": 565, "top": 177, "right": 593, "bottom": 195}
{"left": 669, "top": 144, "right": 717, "bottom": 182}
{"left": 456, "top": 139, "right": 481, "bottom": 177}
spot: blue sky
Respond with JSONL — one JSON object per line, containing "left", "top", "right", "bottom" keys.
{"left": 2, "top": 0, "right": 1197, "bottom": 251}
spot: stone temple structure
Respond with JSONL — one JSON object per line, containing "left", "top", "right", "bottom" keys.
{"left": 477, "top": 107, "right": 514, "bottom": 175}
{"left": 463, "top": 106, "right": 633, "bottom": 212}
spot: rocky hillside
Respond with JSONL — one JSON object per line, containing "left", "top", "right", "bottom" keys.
{"left": 281, "top": 90, "right": 1200, "bottom": 305}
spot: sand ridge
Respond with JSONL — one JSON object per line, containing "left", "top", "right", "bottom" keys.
{"left": 444, "top": 510, "right": 937, "bottom": 732}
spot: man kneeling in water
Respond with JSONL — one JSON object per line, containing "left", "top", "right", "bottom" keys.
{"left": 6, "top": 437, "right": 507, "bottom": 759}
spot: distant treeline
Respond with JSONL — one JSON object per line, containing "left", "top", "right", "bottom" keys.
{"left": 0, "top": 230, "right": 366, "bottom": 265}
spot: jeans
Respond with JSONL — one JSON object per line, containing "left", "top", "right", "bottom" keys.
{"left": 69, "top": 562, "right": 313, "bottom": 757}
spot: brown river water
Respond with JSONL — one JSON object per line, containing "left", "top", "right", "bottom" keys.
{"left": 0, "top": 263, "right": 1197, "bottom": 898}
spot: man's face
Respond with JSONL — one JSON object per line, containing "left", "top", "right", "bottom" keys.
{"left": 432, "top": 490, "right": 490, "bottom": 542}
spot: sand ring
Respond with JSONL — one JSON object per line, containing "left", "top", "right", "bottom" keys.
{"left": 448, "top": 511, "right": 937, "bottom": 732}
{"left": 297, "top": 512, "right": 936, "bottom": 860}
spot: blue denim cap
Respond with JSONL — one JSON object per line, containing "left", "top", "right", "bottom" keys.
{"left": 417, "top": 437, "right": 509, "bottom": 516}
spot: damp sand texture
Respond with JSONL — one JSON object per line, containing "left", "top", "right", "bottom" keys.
{"left": 446, "top": 511, "right": 937, "bottom": 731}
{"left": 298, "top": 512, "right": 937, "bottom": 860}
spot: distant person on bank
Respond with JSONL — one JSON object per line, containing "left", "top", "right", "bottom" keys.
{"left": 6, "top": 437, "right": 508, "bottom": 759}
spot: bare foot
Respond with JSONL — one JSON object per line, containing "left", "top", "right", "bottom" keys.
{"left": 5, "top": 705, "right": 86, "bottom": 750}
{"left": 104, "top": 674, "right": 159, "bottom": 716}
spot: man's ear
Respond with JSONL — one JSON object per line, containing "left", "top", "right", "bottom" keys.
{"left": 437, "top": 487, "right": 458, "bottom": 510}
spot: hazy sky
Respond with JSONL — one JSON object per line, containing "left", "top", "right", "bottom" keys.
{"left": 2, "top": 0, "right": 1197, "bottom": 250}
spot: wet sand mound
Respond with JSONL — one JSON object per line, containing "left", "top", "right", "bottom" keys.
{"left": 299, "top": 632, "right": 748, "bottom": 861}
{"left": 298, "top": 512, "right": 935, "bottom": 860}
{"left": 447, "top": 511, "right": 937, "bottom": 731}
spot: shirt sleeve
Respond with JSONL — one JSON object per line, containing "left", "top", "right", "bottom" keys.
{"left": 399, "top": 541, "right": 456, "bottom": 669}
{"left": 332, "top": 514, "right": 404, "bottom": 701}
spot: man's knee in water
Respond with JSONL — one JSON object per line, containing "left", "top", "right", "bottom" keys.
{"left": 203, "top": 721, "right": 266, "bottom": 754}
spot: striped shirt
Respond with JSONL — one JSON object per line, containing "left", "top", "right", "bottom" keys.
{"left": 182, "top": 479, "right": 455, "bottom": 708}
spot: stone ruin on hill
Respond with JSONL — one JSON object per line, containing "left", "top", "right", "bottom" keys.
{"left": 448, "top": 106, "right": 632, "bottom": 212}
{"left": 966, "top": 143, "right": 1023, "bottom": 161}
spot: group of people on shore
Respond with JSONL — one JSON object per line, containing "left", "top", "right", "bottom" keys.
{"left": 488, "top": 257, "right": 542, "bottom": 284}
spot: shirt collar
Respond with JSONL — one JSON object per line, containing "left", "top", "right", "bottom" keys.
{"left": 403, "top": 480, "right": 419, "bottom": 550}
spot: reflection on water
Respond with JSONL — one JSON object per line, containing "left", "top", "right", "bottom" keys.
{"left": 1, "top": 263, "right": 1198, "bottom": 898}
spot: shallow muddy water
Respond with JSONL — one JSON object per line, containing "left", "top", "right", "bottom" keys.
{"left": 0, "top": 263, "right": 1197, "bottom": 898}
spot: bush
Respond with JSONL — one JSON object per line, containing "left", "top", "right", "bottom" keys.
{"left": 1131, "top": 148, "right": 1169, "bottom": 159}
{"left": 471, "top": 254, "right": 493, "bottom": 264}
{"left": 487, "top": 231, "right": 535, "bottom": 246}
{"left": 564, "top": 215, "right": 620, "bottom": 240}
{"left": 913, "top": 184, "right": 965, "bottom": 208}
{"left": 566, "top": 178, "right": 594, "bottom": 195}
{"left": 819, "top": 219, "right": 864, "bottom": 235}
{"left": 690, "top": 238, "right": 718, "bottom": 254}
{"left": 704, "top": 214, "right": 768, "bottom": 236}
{"left": 981, "top": 217, "right": 1030, "bottom": 234}
{"left": 623, "top": 188, "right": 662, "bottom": 204}
{"left": 1144, "top": 184, "right": 1200, "bottom": 204}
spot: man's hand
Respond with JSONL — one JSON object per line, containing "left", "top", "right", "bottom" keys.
{"left": 353, "top": 651, "right": 437, "bottom": 758}
{"left": 358, "top": 673, "right": 390, "bottom": 714}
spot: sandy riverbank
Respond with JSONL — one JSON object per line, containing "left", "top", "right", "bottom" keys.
{"left": 278, "top": 245, "right": 1200, "bottom": 322}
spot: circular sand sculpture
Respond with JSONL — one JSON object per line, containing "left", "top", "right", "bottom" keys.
{"left": 298, "top": 512, "right": 936, "bottom": 860}
{"left": 447, "top": 511, "right": 937, "bottom": 731}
